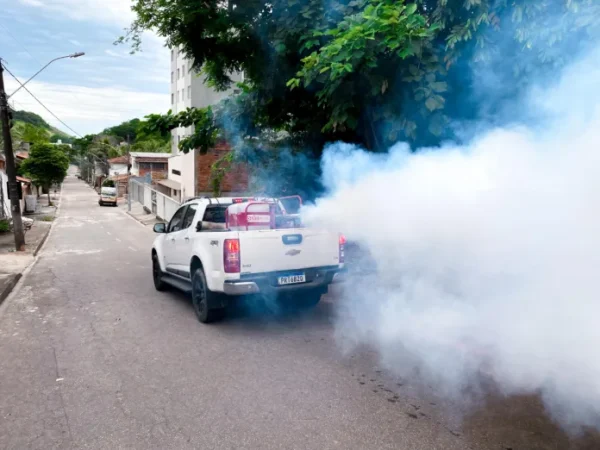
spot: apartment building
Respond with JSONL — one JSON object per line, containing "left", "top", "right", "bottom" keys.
{"left": 168, "top": 46, "right": 243, "bottom": 201}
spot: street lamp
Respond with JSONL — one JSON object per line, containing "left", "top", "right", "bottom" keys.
{"left": 0, "top": 51, "right": 84, "bottom": 251}
{"left": 8, "top": 52, "right": 85, "bottom": 98}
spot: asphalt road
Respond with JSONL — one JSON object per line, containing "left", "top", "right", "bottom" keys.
{"left": 0, "top": 175, "right": 598, "bottom": 450}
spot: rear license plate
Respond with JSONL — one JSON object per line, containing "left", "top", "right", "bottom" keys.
{"left": 277, "top": 274, "right": 306, "bottom": 285}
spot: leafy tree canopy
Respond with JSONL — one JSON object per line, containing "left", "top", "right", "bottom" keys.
{"left": 21, "top": 123, "right": 50, "bottom": 145}
{"left": 122, "top": 0, "right": 599, "bottom": 154}
{"left": 20, "top": 143, "right": 70, "bottom": 204}
{"left": 102, "top": 118, "right": 142, "bottom": 142}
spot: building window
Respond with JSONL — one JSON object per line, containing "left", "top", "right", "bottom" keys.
{"left": 177, "top": 68, "right": 180, "bottom": 79}
{"left": 171, "top": 169, "right": 181, "bottom": 176}
{"left": 171, "top": 71, "right": 174, "bottom": 83}
{"left": 182, "top": 64, "right": 185, "bottom": 74}
{"left": 171, "top": 49, "right": 174, "bottom": 61}
{"left": 139, "top": 162, "right": 167, "bottom": 171}
{"left": 188, "top": 86, "right": 191, "bottom": 99}
{"left": 171, "top": 93, "right": 174, "bottom": 104}
{"left": 178, "top": 136, "right": 181, "bottom": 143}
{"left": 182, "top": 89, "right": 185, "bottom": 101}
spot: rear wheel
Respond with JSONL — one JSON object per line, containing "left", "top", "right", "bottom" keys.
{"left": 191, "top": 268, "right": 225, "bottom": 323}
{"left": 152, "top": 253, "right": 167, "bottom": 291}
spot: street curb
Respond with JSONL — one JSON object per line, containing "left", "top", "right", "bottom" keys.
{"left": 0, "top": 274, "right": 22, "bottom": 307}
{"left": 33, "top": 224, "right": 52, "bottom": 257}
{"left": 119, "top": 205, "right": 156, "bottom": 229}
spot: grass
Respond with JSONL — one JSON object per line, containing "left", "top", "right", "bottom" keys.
{"left": 40, "top": 215, "right": 54, "bottom": 222}
{"left": 0, "top": 219, "right": 9, "bottom": 233}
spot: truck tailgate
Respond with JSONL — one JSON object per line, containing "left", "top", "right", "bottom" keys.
{"left": 238, "top": 229, "right": 339, "bottom": 274}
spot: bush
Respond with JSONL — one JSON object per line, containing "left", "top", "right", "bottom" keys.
{"left": 0, "top": 219, "right": 9, "bottom": 233}
{"left": 102, "top": 179, "right": 116, "bottom": 187}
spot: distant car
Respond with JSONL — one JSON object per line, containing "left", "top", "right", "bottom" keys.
{"left": 98, "top": 186, "right": 118, "bottom": 207}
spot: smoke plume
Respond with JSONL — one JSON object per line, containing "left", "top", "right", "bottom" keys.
{"left": 302, "top": 46, "right": 600, "bottom": 431}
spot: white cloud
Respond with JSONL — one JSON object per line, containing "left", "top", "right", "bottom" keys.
{"left": 18, "top": 0, "right": 135, "bottom": 26}
{"left": 5, "top": 77, "right": 169, "bottom": 135}
{"left": 12, "top": 0, "right": 172, "bottom": 134}
{"left": 20, "top": 0, "right": 44, "bottom": 6}
{"left": 104, "top": 49, "right": 124, "bottom": 58}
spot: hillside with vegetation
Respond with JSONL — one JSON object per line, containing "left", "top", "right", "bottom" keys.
{"left": 2, "top": 109, "right": 171, "bottom": 183}
{"left": 12, "top": 110, "right": 74, "bottom": 144}
{"left": 73, "top": 117, "right": 171, "bottom": 181}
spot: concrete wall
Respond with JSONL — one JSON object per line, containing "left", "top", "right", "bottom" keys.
{"left": 181, "top": 151, "right": 196, "bottom": 200}
{"left": 0, "top": 171, "right": 9, "bottom": 219}
{"left": 0, "top": 172, "right": 31, "bottom": 216}
{"left": 168, "top": 154, "right": 182, "bottom": 185}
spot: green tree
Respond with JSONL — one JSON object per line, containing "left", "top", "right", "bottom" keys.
{"left": 20, "top": 143, "right": 69, "bottom": 206}
{"left": 21, "top": 123, "right": 50, "bottom": 145}
{"left": 123, "top": 0, "right": 599, "bottom": 153}
{"left": 102, "top": 118, "right": 141, "bottom": 142}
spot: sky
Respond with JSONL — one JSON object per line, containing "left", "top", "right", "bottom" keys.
{"left": 0, "top": 0, "right": 171, "bottom": 137}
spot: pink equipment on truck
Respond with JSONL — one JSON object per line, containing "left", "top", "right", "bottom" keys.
{"left": 225, "top": 201, "right": 275, "bottom": 231}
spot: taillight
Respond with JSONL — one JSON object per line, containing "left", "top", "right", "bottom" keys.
{"left": 224, "top": 239, "right": 240, "bottom": 273}
{"left": 339, "top": 234, "right": 346, "bottom": 264}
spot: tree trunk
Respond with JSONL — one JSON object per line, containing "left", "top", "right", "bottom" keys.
{"left": 47, "top": 186, "right": 52, "bottom": 206}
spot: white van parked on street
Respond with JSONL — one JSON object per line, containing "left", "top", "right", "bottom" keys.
{"left": 98, "top": 186, "right": 118, "bottom": 207}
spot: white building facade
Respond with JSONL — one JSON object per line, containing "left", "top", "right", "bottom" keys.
{"left": 168, "top": 46, "right": 242, "bottom": 201}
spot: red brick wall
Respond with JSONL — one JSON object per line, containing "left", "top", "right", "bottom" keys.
{"left": 195, "top": 143, "right": 249, "bottom": 195}
{"left": 138, "top": 168, "right": 167, "bottom": 180}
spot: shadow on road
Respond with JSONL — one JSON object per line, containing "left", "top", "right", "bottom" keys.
{"left": 161, "top": 287, "right": 336, "bottom": 331}
{"left": 462, "top": 391, "right": 600, "bottom": 450}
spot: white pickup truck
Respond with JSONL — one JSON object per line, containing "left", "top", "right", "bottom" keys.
{"left": 151, "top": 196, "right": 345, "bottom": 323}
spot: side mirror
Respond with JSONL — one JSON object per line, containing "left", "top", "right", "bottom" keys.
{"left": 196, "top": 221, "right": 202, "bottom": 232}
{"left": 153, "top": 223, "right": 167, "bottom": 233}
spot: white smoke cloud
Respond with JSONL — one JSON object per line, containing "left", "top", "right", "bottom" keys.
{"left": 303, "top": 46, "right": 600, "bottom": 431}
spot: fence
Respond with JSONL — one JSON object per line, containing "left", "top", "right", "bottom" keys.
{"left": 129, "top": 179, "right": 181, "bottom": 222}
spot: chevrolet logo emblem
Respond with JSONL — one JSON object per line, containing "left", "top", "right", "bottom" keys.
{"left": 285, "top": 249, "right": 301, "bottom": 256}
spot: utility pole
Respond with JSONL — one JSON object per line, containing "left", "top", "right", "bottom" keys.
{"left": 0, "top": 60, "right": 25, "bottom": 251}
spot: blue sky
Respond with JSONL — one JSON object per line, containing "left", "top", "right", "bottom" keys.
{"left": 0, "top": 0, "right": 170, "bottom": 136}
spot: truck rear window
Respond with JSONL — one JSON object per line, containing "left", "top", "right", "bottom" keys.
{"left": 203, "top": 205, "right": 231, "bottom": 223}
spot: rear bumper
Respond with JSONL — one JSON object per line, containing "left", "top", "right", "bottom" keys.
{"left": 222, "top": 266, "right": 343, "bottom": 296}
{"left": 223, "top": 281, "right": 261, "bottom": 295}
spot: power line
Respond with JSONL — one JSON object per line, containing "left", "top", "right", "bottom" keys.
{"left": 0, "top": 22, "right": 42, "bottom": 65}
{"left": 1, "top": 61, "right": 82, "bottom": 138}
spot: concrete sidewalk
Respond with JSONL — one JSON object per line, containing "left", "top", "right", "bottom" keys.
{"left": 119, "top": 198, "right": 162, "bottom": 228}
{"left": 0, "top": 195, "right": 58, "bottom": 305}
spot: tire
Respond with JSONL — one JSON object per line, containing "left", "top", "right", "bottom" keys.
{"left": 152, "top": 253, "right": 167, "bottom": 291}
{"left": 191, "top": 268, "right": 226, "bottom": 323}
